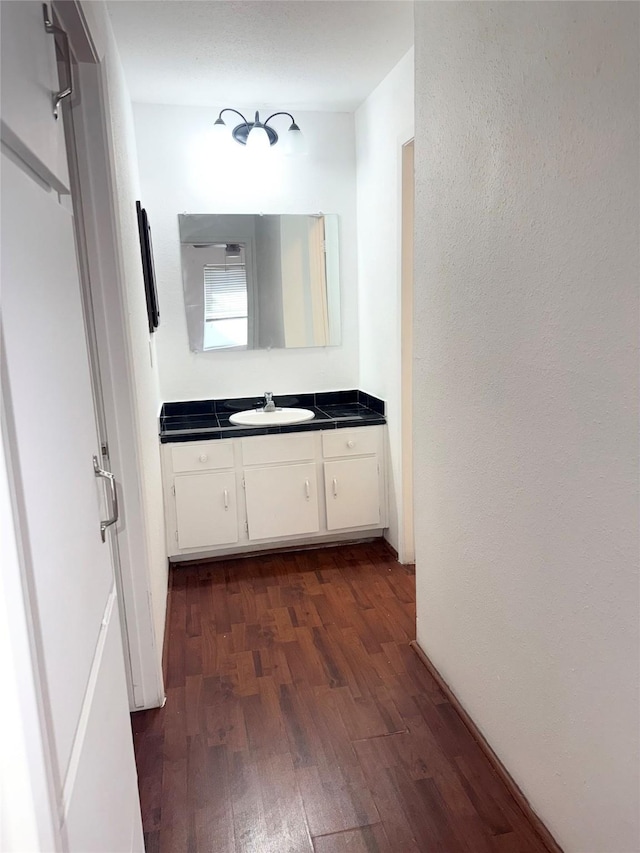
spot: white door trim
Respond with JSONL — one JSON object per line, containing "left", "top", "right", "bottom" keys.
{"left": 53, "top": 0, "right": 164, "bottom": 709}
{"left": 399, "top": 138, "right": 415, "bottom": 564}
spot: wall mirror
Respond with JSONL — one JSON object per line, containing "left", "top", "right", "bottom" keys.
{"left": 178, "top": 213, "right": 341, "bottom": 352}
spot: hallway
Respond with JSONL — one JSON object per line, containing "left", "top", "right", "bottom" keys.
{"left": 132, "top": 542, "right": 550, "bottom": 852}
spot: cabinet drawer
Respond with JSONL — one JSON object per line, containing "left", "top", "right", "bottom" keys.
{"left": 171, "top": 441, "right": 234, "bottom": 473}
{"left": 322, "top": 428, "right": 379, "bottom": 459}
{"left": 242, "top": 433, "right": 315, "bottom": 466}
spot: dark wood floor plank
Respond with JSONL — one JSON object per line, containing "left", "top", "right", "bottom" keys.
{"left": 332, "top": 683, "right": 406, "bottom": 742}
{"left": 133, "top": 540, "right": 552, "bottom": 853}
{"left": 228, "top": 749, "right": 269, "bottom": 853}
{"left": 255, "top": 752, "right": 314, "bottom": 853}
{"left": 492, "top": 831, "right": 550, "bottom": 853}
{"left": 191, "top": 746, "right": 236, "bottom": 852}
{"left": 396, "top": 770, "right": 471, "bottom": 852}
{"left": 350, "top": 737, "right": 422, "bottom": 852}
{"left": 337, "top": 625, "right": 390, "bottom": 699}
{"left": 185, "top": 572, "right": 202, "bottom": 638}
{"left": 204, "top": 676, "right": 247, "bottom": 751}
{"left": 185, "top": 633, "right": 202, "bottom": 677}
{"left": 162, "top": 686, "right": 186, "bottom": 762}
{"left": 158, "top": 755, "right": 188, "bottom": 853}
{"left": 165, "top": 580, "right": 186, "bottom": 689}
{"left": 186, "top": 733, "right": 210, "bottom": 812}
{"left": 296, "top": 762, "right": 380, "bottom": 838}
{"left": 278, "top": 682, "right": 320, "bottom": 769}
{"left": 312, "top": 823, "right": 392, "bottom": 853}
{"left": 134, "top": 731, "right": 163, "bottom": 831}
{"left": 242, "top": 677, "right": 290, "bottom": 761}
{"left": 453, "top": 753, "right": 515, "bottom": 836}
{"left": 143, "top": 830, "right": 160, "bottom": 853}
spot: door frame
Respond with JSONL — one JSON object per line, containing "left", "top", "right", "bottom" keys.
{"left": 53, "top": 0, "right": 164, "bottom": 709}
{"left": 399, "top": 138, "right": 415, "bottom": 564}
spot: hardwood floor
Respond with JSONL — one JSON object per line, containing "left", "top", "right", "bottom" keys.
{"left": 132, "top": 541, "right": 551, "bottom": 853}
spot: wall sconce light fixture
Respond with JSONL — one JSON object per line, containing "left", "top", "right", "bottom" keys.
{"left": 212, "top": 108, "right": 307, "bottom": 155}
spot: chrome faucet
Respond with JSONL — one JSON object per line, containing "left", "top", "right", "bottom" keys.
{"left": 263, "top": 391, "right": 277, "bottom": 412}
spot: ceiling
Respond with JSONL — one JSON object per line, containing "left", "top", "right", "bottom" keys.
{"left": 106, "top": 1, "right": 413, "bottom": 112}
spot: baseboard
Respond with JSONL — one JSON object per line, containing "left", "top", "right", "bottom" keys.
{"left": 382, "top": 537, "right": 399, "bottom": 560}
{"left": 409, "top": 641, "right": 563, "bottom": 853}
{"left": 169, "top": 534, "right": 385, "bottom": 567}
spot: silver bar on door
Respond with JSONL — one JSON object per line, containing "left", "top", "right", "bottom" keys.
{"left": 93, "top": 456, "right": 119, "bottom": 542}
{"left": 42, "top": 4, "right": 73, "bottom": 119}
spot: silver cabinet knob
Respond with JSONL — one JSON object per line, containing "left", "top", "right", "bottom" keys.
{"left": 199, "top": 454, "right": 208, "bottom": 463}
{"left": 347, "top": 440, "right": 355, "bottom": 449}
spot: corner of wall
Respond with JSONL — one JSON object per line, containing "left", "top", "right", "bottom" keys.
{"left": 355, "top": 46, "right": 414, "bottom": 557}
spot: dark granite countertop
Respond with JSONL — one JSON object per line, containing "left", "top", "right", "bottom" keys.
{"left": 160, "top": 390, "right": 386, "bottom": 443}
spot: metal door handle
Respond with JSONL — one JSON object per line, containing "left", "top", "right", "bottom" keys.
{"left": 93, "top": 456, "right": 118, "bottom": 542}
{"left": 223, "top": 488, "right": 229, "bottom": 510}
{"left": 43, "top": 4, "right": 73, "bottom": 119}
{"left": 332, "top": 477, "right": 338, "bottom": 498}
{"left": 304, "top": 479, "right": 311, "bottom": 500}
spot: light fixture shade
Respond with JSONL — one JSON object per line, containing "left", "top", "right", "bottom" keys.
{"left": 246, "top": 124, "right": 271, "bottom": 152}
{"left": 212, "top": 118, "right": 229, "bottom": 139}
{"left": 211, "top": 117, "right": 230, "bottom": 148}
{"left": 283, "top": 122, "right": 307, "bottom": 156}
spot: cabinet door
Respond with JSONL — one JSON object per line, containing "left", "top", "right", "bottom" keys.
{"left": 175, "top": 472, "right": 238, "bottom": 550}
{"left": 245, "top": 463, "right": 319, "bottom": 540}
{"left": 0, "top": 1, "right": 70, "bottom": 189}
{"left": 324, "top": 457, "right": 381, "bottom": 530}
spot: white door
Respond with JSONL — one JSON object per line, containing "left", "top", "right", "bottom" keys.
{"left": 0, "top": 0, "right": 69, "bottom": 188}
{"left": 175, "top": 471, "right": 238, "bottom": 549}
{"left": 245, "top": 462, "right": 320, "bottom": 540}
{"left": 324, "top": 457, "right": 381, "bottom": 530}
{"left": 0, "top": 5, "right": 143, "bottom": 851}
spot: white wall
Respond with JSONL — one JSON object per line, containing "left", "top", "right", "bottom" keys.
{"left": 356, "top": 50, "right": 414, "bottom": 556}
{"left": 80, "top": 2, "right": 168, "bottom": 695}
{"left": 133, "top": 104, "right": 359, "bottom": 401}
{"left": 413, "top": 4, "right": 639, "bottom": 852}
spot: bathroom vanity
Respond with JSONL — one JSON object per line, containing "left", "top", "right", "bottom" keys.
{"left": 159, "top": 391, "right": 387, "bottom": 559}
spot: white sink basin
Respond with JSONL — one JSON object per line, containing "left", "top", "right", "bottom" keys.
{"left": 229, "top": 407, "right": 315, "bottom": 427}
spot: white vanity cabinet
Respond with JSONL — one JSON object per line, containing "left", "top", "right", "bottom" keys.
{"left": 161, "top": 425, "right": 386, "bottom": 559}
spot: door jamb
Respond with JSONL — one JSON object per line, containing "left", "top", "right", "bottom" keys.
{"left": 399, "top": 138, "right": 415, "bottom": 565}
{"left": 53, "top": 0, "right": 164, "bottom": 709}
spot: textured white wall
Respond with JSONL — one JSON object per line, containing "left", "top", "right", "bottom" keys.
{"left": 82, "top": 3, "right": 168, "bottom": 688}
{"left": 413, "top": 4, "right": 639, "bottom": 851}
{"left": 356, "top": 50, "right": 414, "bottom": 555}
{"left": 133, "top": 104, "right": 359, "bottom": 401}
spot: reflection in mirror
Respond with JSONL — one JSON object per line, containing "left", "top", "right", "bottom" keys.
{"left": 203, "top": 242, "right": 249, "bottom": 349}
{"left": 178, "top": 214, "right": 340, "bottom": 352}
